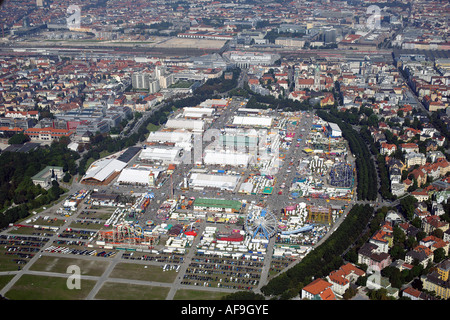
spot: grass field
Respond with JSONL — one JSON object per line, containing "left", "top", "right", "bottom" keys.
{"left": 0, "top": 275, "right": 15, "bottom": 291}
{"left": 68, "top": 220, "right": 104, "bottom": 230}
{"left": 8, "top": 226, "right": 56, "bottom": 235}
{"left": 29, "top": 256, "right": 109, "bottom": 276}
{"left": 5, "top": 274, "right": 96, "bottom": 300}
{"left": 173, "top": 289, "right": 229, "bottom": 300}
{"left": 94, "top": 282, "right": 170, "bottom": 300}
{"left": 109, "top": 262, "right": 177, "bottom": 283}
{"left": 0, "top": 248, "right": 33, "bottom": 272}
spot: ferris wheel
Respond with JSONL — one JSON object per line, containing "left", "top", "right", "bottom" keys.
{"left": 244, "top": 208, "right": 278, "bottom": 241}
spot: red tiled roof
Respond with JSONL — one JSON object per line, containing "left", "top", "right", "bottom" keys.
{"left": 340, "top": 263, "right": 365, "bottom": 277}
{"left": 319, "top": 287, "right": 336, "bottom": 300}
{"left": 303, "top": 278, "right": 332, "bottom": 295}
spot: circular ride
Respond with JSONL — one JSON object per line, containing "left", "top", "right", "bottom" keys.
{"left": 244, "top": 208, "right": 278, "bottom": 241}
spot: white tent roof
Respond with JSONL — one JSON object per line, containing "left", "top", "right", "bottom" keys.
{"left": 190, "top": 173, "right": 240, "bottom": 190}
{"left": 203, "top": 151, "right": 251, "bottom": 167}
{"left": 166, "top": 119, "right": 205, "bottom": 131}
{"left": 83, "top": 158, "right": 127, "bottom": 182}
{"left": 139, "top": 146, "right": 184, "bottom": 163}
{"left": 232, "top": 116, "right": 272, "bottom": 127}
{"left": 146, "top": 131, "right": 192, "bottom": 144}
{"left": 183, "top": 107, "right": 214, "bottom": 117}
{"left": 117, "top": 168, "right": 159, "bottom": 185}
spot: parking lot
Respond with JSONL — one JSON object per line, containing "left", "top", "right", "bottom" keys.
{"left": 0, "top": 235, "right": 49, "bottom": 271}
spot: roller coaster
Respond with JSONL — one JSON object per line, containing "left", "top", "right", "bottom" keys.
{"left": 281, "top": 224, "right": 314, "bottom": 235}
{"left": 98, "top": 222, "right": 158, "bottom": 247}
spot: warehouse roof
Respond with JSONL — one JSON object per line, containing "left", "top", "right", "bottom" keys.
{"left": 117, "top": 146, "right": 141, "bottom": 163}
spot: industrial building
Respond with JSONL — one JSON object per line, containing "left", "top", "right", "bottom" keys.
{"left": 223, "top": 51, "right": 281, "bottom": 68}
{"left": 190, "top": 53, "right": 229, "bottom": 69}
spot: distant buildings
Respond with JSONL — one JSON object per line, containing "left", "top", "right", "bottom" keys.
{"left": 132, "top": 73, "right": 160, "bottom": 94}
{"left": 223, "top": 51, "right": 281, "bottom": 68}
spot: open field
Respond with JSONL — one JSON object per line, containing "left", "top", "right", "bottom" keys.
{"left": 29, "top": 256, "right": 109, "bottom": 276}
{"left": 0, "top": 275, "right": 15, "bottom": 291}
{"left": 173, "top": 289, "right": 229, "bottom": 300}
{"left": 4, "top": 274, "right": 96, "bottom": 300}
{"left": 94, "top": 282, "right": 170, "bottom": 300}
{"left": 109, "top": 262, "right": 177, "bottom": 283}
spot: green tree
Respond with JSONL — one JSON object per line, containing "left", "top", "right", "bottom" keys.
{"left": 433, "top": 248, "right": 446, "bottom": 263}
{"left": 8, "top": 133, "right": 30, "bottom": 145}
{"left": 63, "top": 172, "right": 71, "bottom": 183}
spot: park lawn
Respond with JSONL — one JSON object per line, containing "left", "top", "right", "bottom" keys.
{"left": 94, "top": 281, "right": 170, "bottom": 300}
{"left": 5, "top": 274, "right": 96, "bottom": 300}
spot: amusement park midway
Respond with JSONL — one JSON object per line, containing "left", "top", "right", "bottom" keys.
{"left": 0, "top": 96, "right": 382, "bottom": 300}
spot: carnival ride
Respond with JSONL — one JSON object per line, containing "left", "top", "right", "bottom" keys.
{"left": 244, "top": 208, "right": 278, "bottom": 241}
{"left": 280, "top": 224, "right": 314, "bottom": 235}
{"left": 98, "top": 222, "right": 157, "bottom": 247}
{"left": 329, "top": 162, "right": 353, "bottom": 188}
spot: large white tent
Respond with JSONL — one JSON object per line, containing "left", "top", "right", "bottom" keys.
{"left": 232, "top": 116, "right": 272, "bottom": 128}
{"left": 81, "top": 158, "right": 127, "bottom": 184}
{"left": 165, "top": 119, "right": 205, "bottom": 132}
{"left": 117, "top": 167, "right": 160, "bottom": 186}
{"left": 182, "top": 107, "right": 214, "bottom": 118}
{"left": 203, "top": 150, "right": 252, "bottom": 167}
{"left": 139, "top": 146, "right": 186, "bottom": 164}
{"left": 146, "top": 131, "right": 192, "bottom": 144}
{"left": 189, "top": 173, "right": 240, "bottom": 191}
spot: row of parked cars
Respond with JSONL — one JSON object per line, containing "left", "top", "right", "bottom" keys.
{"left": 44, "top": 246, "right": 116, "bottom": 257}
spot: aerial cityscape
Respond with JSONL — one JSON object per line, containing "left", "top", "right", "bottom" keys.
{"left": 0, "top": 0, "right": 449, "bottom": 303}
